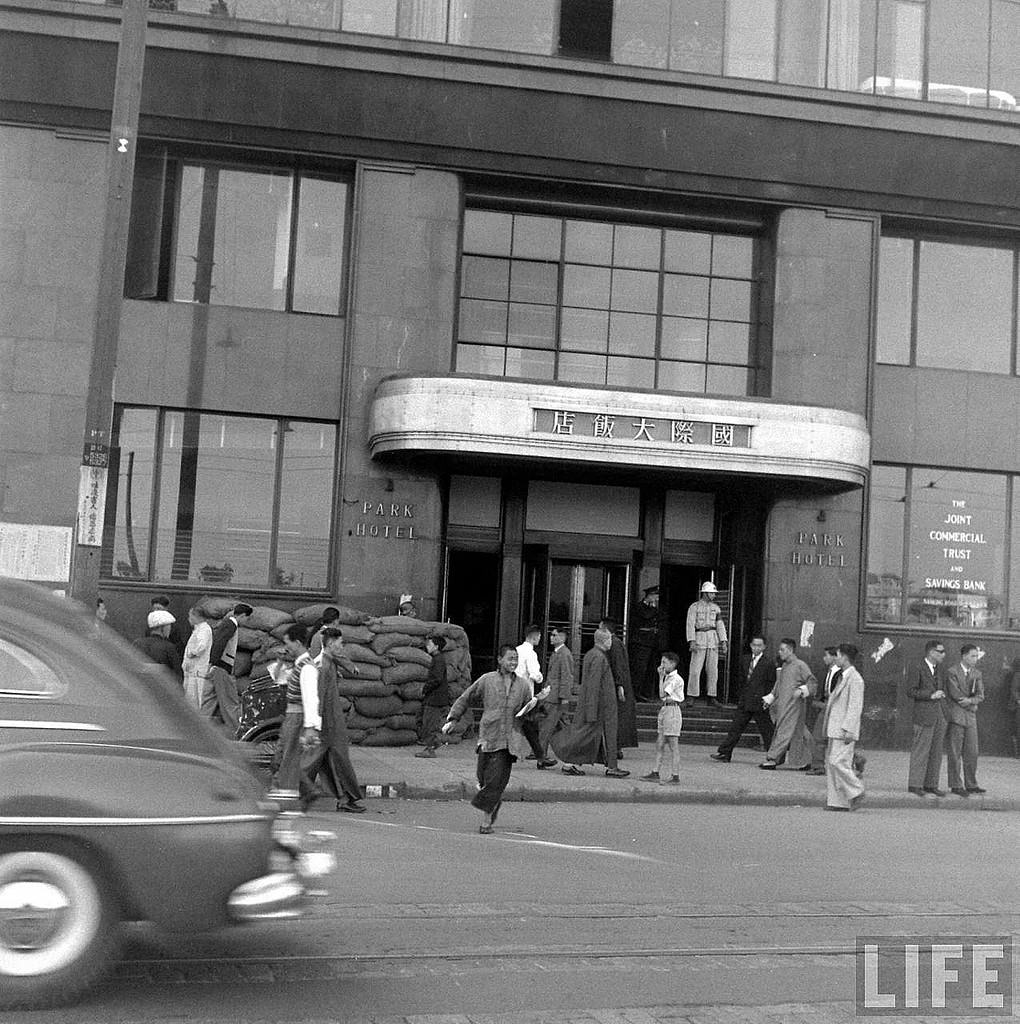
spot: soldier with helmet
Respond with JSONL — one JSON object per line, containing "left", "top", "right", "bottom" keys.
{"left": 685, "top": 581, "right": 727, "bottom": 705}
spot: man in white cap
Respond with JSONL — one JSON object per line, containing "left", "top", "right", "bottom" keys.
{"left": 685, "top": 581, "right": 727, "bottom": 705}
{"left": 132, "top": 609, "right": 183, "bottom": 679}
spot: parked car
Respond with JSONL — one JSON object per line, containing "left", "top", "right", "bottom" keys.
{"left": 0, "top": 579, "right": 334, "bottom": 1010}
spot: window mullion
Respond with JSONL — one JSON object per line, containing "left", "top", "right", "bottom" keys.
{"left": 286, "top": 173, "right": 300, "bottom": 312}
{"left": 147, "top": 409, "right": 166, "bottom": 582}
{"left": 268, "top": 418, "right": 287, "bottom": 589}
{"left": 900, "top": 466, "right": 912, "bottom": 625}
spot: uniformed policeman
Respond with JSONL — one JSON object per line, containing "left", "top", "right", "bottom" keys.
{"left": 686, "top": 581, "right": 727, "bottom": 705}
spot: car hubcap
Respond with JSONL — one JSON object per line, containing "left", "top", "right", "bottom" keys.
{"left": 0, "top": 880, "right": 70, "bottom": 950}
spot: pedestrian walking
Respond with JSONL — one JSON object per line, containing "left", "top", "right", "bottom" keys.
{"left": 538, "top": 626, "right": 574, "bottom": 757}
{"left": 759, "top": 638, "right": 816, "bottom": 770}
{"left": 270, "top": 623, "right": 318, "bottom": 801}
{"left": 601, "top": 616, "right": 638, "bottom": 753}
{"left": 302, "top": 626, "right": 366, "bottom": 813}
{"left": 711, "top": 636, "right": 775, "bottom": 762}
{"left": 806, "top": 647, "right": 840, "bottom": 775}
{"left": 823, "top": 643, "right": 865, "bottom": 811}
{"left": 515, "top": 624, "right": 557, "bottom": 769}
{"left": 415, "top": 633, "right": 451, "bottom": 758}
{"left": 181, "top": 606, "right": 213, "bottom": 711}
{"left": 442, "top": 644, "right": 532, "bottom": 834}
{"left": 551, "top": 627, "right": 630, "bottom": 778}
{"left": 640, "top": 651, "right": 684, "bottom": 785}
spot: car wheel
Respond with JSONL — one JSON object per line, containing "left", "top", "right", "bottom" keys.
{"left": 0, "top": 847, "right": 121, "bottom": 1009}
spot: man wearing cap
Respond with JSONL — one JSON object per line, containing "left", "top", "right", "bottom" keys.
{"left": 132, "top": 609, "right": 183, "bottom": 679}
{"left": 686, "top": 581, "right": 727, "bottom": 705}
{"left": 630, "top": 585, "right": 664, "bottom": 701}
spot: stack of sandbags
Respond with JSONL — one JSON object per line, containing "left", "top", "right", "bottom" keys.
{"left": 194, "top": 597, "right": 472, "bottom": 747}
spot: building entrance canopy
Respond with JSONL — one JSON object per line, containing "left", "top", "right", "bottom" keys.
{"left": 370, "top": 376, "right": 870, "bottom": 487}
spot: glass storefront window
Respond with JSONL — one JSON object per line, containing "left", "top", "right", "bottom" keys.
{"left": 927, "top": 0, "right": 990, "bottom": 106}
{"left": 778, "top": 0, "right": 827, "bottom": 87}
{"left": 724, "top": 0, "right": 777, "bottom": 81}
{"left": 101, "top": 407, "right": 337, "bottom": 590}
{"left": 868, "top": 464, "right": 1015, "bottom": 631}
{"left": 457, "top": 209, "right": 763, "bottom": 397}
{"left": 991, "top": 1, "right": 1020, "bottom": 106}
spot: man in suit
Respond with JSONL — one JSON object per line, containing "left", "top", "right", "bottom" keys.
{"left": 710, "top": 636, "right": 775, "bottom": 762}
{"left": 823, "top": 643, "right": 865, "bottom": 811}
{"left": 805, "top": 646, "right": 840, "bottom": 775}
{"left": 906, "top": 639, "right": 948, "bottom": 798}
{"left": 539, "top": 626, "right": 574, "bottom": 758}
{"left": 945, "top": 642, "right": 986, "bottom": 796}
{"left": 202, "top": 601, "right": 253, "bottom": 735}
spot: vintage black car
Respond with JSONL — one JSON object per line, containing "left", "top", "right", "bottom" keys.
{"left": 0, "top": 579, "right": 333, "bottom": 1010}
{"left": 237, "top": 666, "right": 288, "bottom": 773}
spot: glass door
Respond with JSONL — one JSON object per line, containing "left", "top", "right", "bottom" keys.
{"left": 546, "top": 560, "right": 629, "bottom": 675}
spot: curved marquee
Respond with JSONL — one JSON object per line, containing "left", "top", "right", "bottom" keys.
{"left": 369, "top": 376, "right": 871, "bottom": 486}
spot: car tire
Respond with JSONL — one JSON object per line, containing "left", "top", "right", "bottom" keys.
{"left": 0, "top": 846, "right": 121, "bottom": 1010}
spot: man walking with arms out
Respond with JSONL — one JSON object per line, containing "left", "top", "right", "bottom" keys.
{"left": 760, "top": 638, "right": 816, "bottom": 770}
{"left": 823, "top": 643, "right": 865, "bottom": 811}
{"left": 443, "top": 645, "right": 532, "bottom": 834}
{"left": 945, "top": 643, "right": 986, "bottom": 796}
{"left": 906, "top": 639, "right": 948, "bottom": 798}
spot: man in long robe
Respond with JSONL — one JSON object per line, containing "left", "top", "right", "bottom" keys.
{"left": 759, "top": 638, "right": 816, "bottom": 770}
{"left": 551, "top": 628, "right": 629, "bottom": 778}
{"left": 601, "top": 617, "right": 638, "bottom": 751}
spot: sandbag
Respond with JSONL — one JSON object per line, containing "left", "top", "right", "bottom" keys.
{"left": 361, "top": 727, "right": 418, "bottom": 747}
{"left": 294, "top": 603, "right": 372, "bottom": 627}
{"left": 343, "top": 643, "right": 392, "bottom": 667}
{"left": 353, "top": 694, "right": 405, "bottom": 719}
{"left": 339, "top": 662, "right": 382, "bottom": 681}
{"left": 196, "top": 596, "right": 236, "bottom": 620}
{"left": 370, "top": 632, "right": 420, "bottom": 654}
{"left": 401, "top": 700, "right": 421, "bottom": 717}
{"left": 348, "top": 728, "right": 367, "bottom": 745}
{"left": 252, "top": 641, "right": 286, "bottom": 666}
{"left": 270, "top": 622, "right": 296, "bottom": 640}
{"left": 335, "top": 678, "right": 396, "bottom": 699}
{"left": 236, "top": 627, "right": 267, "bottom": 651}
{"left": 434, "top": 623, "right": 468, "bottom": 645}
{"left": 387, "top": 646, "right": 431, "bottom": 667}
{"left": 336, "top": 624, "right": 375, "bottom": 644}
{"left": 246, "top": 606, "right": 294, "bottom": 633}
{"left": 370, "top": 615, "right": 432, "bottom": 636}
{"left": 399, "top": 681, "right": 424, "bottom": 701}
{"left": 382, "top": 663, "right": 429, "bottom": 686}
{"left": 386, "top": 713, "right": 419, "bottom": 732}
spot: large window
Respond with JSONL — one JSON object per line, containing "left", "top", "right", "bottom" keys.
{"left": 866, "top": 464, "right": 1020, "bottom": 631}
{"left": 101, "top": 407, "right": 337, "bottom": 591}
{"left": 876, "top": 234, "right": 1019, "bottom": 373}
{"left": 125, "top": 152, "right": 350, "bottom": 315}
{"left": 456, "top": 209, "right": 764, "bottom": 396}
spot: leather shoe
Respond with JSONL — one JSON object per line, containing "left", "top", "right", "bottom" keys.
{"left": 908, "top": 787, "right": 933, "bottom": 797}
{"left": 709, "top": 752, "right": 730, "bottom": 762}
{"left": 923, "top": 787, "right": 947, "bottom": 797}
{"left": 524, "top": 753, "right": 537, "bottom": 760}
{"left": 605, "top": 768, "right": 630, "bottom": 778}
{"left": 640, "top": 771, "right": 660, "bottom": 781}
{"left": 758, "top": 761, "right": 777, "bottom": 770}
{"left": 536, "top": 758, "right": 558, "bottom": 769}
{"left": 966, "top": 786, "right": 987, "bottom": 794}
{"left": 339, "top": 801, "right": 366, "bottom": 813}
{"left": 951, "top": 787, "right": 970, "bottom": 797}
{"left": 850, "top": 793, "right": 865, "bottom": 810}
{"left": 805, "top": 768, "right": 826, "bottom": 776}
{"left": 561, "top": 764, "right": 585, "bottom": 776}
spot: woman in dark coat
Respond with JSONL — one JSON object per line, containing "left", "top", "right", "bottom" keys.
{"left": 300, "top": 626, "right": 366, "bottom": 813}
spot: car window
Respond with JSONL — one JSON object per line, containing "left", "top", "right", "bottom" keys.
{"left": 0, "top": 637, "right": 66, "bottom": 699}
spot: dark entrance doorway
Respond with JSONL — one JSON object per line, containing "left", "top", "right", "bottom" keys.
{"left": 445, "top": 549, "right": 499, "bottom": 673}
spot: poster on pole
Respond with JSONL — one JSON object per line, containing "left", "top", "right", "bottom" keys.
{"left": 76, "top": 465, "right": 108, "bottom": 548}
{"left": 0, "top": 521, "right": 73, "bottom": 582}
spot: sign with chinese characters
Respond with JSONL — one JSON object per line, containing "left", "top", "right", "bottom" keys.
{"left": 533, "top": 409, "right": 752, "bottom": 448}
{"left": 76, "top": 466, "right": 108, "bottom": 548}
{"left": 0, "top": 521, "right": 73, "bottom": 581}
{"left": 353, "top": 500, "right": 416, "bottom": 540}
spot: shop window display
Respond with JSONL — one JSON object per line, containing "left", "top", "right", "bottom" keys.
{"left": 101, "top": 407, "right": 337, "bottom": 591}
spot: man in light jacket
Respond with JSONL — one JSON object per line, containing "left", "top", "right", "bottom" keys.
{"left": 823, "top": 643, "right": 865, "bottom": 812}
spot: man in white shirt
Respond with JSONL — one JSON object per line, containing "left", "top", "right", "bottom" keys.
{"left": 515, "top": 624, "right": 556, "bottom": 768}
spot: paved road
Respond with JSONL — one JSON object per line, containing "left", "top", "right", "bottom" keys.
{"left": 12, "top": 800, "right": 1019, "bottom": 1023}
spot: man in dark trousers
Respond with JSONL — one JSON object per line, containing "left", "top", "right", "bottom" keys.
{"left": 415, "top": 633, "right": 451, "bottom": 758}
{"left": 710, "top": 635, "right": 775, "bottom": 762}
{"left": 629, "top": 586, "right": 664, "bottom": 700}
{"left": 538, "top": 626, "right": 574, "bottom": 758}
{"left": 906, "top": 639, "right": 948, "bottom": 797}
{"left": 203, "top": 601, "right": 253, "bottom": 735}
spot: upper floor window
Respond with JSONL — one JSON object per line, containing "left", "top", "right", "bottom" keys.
{"left": 876, "top": 234, "right": 1019, "bottom": 373}
{"left": 455, "top": 209, "right": 766, "bottom": 397}
{"left": 125, "top": 152, "right": 351, "bottom": 315}
{"left": 100, "top": 406, "right": 338, "bottom": 591}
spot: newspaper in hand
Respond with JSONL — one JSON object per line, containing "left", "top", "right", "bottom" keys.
{"left": 515, "top": 697, "right": 539, "bottom": 718}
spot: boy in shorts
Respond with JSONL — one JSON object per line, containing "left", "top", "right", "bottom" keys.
{"left": 641, "top": 651, "right": 685, "bottom": 785}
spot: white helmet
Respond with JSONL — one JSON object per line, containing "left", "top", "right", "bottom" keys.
{"left": 700, "top": 581, "right": 718, "bottom": 595}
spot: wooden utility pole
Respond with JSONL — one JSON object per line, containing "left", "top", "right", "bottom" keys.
{"left": 70, "top": 0, "right": 148, "bottom": 603}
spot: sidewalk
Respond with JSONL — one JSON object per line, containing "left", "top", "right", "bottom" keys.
{"left": 348, "top": 740, "right": 1020, "bottom": 812}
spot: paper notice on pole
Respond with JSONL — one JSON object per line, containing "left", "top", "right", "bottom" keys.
{"left": 0, "top": 521, "right": 73, "bottom": 582}
{"left": 76, "top": 465, "right": 108, "bottom": 547}
{"left": 799, "top": 620, "right": 815, "bottom": 648}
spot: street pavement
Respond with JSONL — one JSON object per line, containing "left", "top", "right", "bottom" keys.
{"left": 342, "top": 739, "right": 1020, "bottom": 812}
